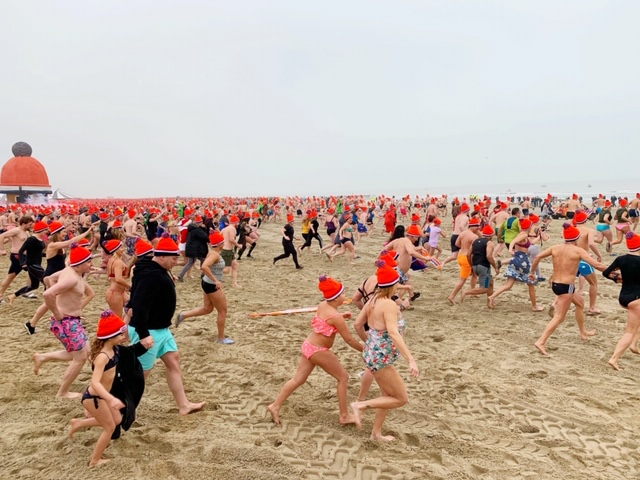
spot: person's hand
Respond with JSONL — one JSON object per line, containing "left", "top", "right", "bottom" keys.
{"left": 110, "top": 397, "right": 125, "bottom": 410}
{"left": 409, "top": 359, "right": 419, "bottom": 378}
{"left": 342, "top": 311, "right": 352, "bottom": 319}
{"left": 140, "top": 336, "right": 155, "bottom": 349}
{"left": 528, "top": 273, "right": 536, "bottom": 282}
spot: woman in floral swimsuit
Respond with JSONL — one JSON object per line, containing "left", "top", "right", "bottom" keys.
{"left": 351, "top": 261, "right": 419, "bottom": 442}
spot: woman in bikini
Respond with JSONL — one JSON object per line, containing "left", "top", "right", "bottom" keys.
{"left": 527, "top": 214, "right": 549, "bottom": 282}
{"left": 603, "top": 232, "right": 640, "bottom": 370}
{"left": 610, "top": 198, "right": 631, "bottom": 253}
{"left": 350, "top": 261, "right": 419, "bottom": 441}
{"left": 488, "top": 218, "right": 544, "bottom": 311}
{"left": 175, "top": 232, "right": 234, "bottom": 344}
{"left": 105, "top": 239, "right": 130, "bottom": 318}
{"left": 329, "top": 216, "right": 358, "bottom": 263}
{"left": 268, "top": 275, "right": 363, "bottom": 426}
{"left": 70, "top": 310, "right": 127, "bottom": 466}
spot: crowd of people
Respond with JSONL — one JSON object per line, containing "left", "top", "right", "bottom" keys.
{"left": 0, "top": 190, "right": 639, "bottom": 464}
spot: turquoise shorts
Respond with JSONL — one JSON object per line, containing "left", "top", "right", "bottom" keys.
{"left": 128, "top": 326, "right": 178, "bottom": 371}
{"left": 596, "top": 224, "right": 610, "bottom": 232}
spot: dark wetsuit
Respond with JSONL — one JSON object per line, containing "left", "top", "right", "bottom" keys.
{"left": 273, "top": 224, "right": 301, "bottom": 268}
{"left": 44, "top": 251, "right": 66, "bottom": 278}
{"left": 15, "top": 236, "right": 46, "bottom": 297}
{"left": 603, "top": 255, "right": 640, "bottom": 308}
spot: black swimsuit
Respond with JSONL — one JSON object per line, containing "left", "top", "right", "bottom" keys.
{"left": 82, "top": 348, "right": 120, "bottom": 408}
{"left": 603, "top": 255, "right": 640, "bottom": 308}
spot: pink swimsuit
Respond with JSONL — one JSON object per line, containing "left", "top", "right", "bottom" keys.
{"left": 301, "top": 313, "right": 340, "bottom": 359}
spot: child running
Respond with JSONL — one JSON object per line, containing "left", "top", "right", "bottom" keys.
{"left": 268, "top": 275, "right": 363, "bottom": 425}
{"left": 70, "top": 310, "right": 127, "bottom": 466}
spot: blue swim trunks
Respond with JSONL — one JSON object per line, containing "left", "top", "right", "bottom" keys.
{"left": 596, "top": 224, "right": 610, "bottom": 232}
{"left": 128, "top": 326, "right": 178, "bottom": 371}
{"left": 576, "top": 259, "right": 595, "bottom": 277}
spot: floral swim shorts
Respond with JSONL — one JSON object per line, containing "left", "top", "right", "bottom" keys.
{"left": 50, "top": 316, "right": 88, "bottom": 352}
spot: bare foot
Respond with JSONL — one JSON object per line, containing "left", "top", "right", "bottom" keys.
{"left": 7, "top": 294, "right": 16, "bottom": 306}
{"left": 460, "top": 291, "right": 466, "bottom": 303}
{"left": 339, "top": 414, "right": 357, "bottom": 425}
{"left": 89, "top": 458, "right": 110, "bottom": 467}
{"left": 534, "top": 342, "right": 548, "bottom": 356}
{"left": 587, "top": 308, "right": 602, "bottom": 315}
{"left": 232, "top": 284, "right": 242, "bottom": 289}
{"left": 57, "top": 392, "right": 83, "bottom": 400}
{"left": 33, "top": 353, "right": 44, "bottom": 375}
{"left": 69, "top": 419, "right": 81, "bottom": 438}
{"left": 608, "top": 359, "right": 622, "bottom": 371}
{"left": 580, "top": 329, "right": 597, "bottom": 341}
{"left": 268, "top": 403, "right": 280, "bottom": 425}
{"left": 630, "top": 347, "right": 640, "bottom": 355}
{"left": 531, "top": 305, "right": 544, "bottom": 312}
{"left": 371, "top": 434, "right": 396, "bottom": 442}
{"left": 487, "top": 296, "right": 496, "bottom": 309}
{"left": 179, "top": 401, "right": 205, "bottom": 415}
{"left": 447, "top": 296, "right": 455, "bottom": 306}
{"left": 350, "top": 402, "right": 363, "bottom": 429}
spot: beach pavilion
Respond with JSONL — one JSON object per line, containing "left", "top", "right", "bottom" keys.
{"left": 0, "top": 142, "right": 52, "bottom": 203}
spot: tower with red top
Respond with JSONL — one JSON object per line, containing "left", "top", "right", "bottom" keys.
{"left": 0, "top": 142, "right": 52, "bottom": 203}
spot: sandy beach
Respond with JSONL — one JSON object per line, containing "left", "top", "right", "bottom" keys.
{"left": 1, "top": 218, "right": 639, "bottom": 480}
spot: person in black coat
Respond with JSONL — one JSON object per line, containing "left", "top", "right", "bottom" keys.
{"left": 177, "top": 216, "right": 209, "bottom": 281}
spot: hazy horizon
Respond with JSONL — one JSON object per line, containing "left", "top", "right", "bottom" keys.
{"left": 2, "top": 1, "right": 639, "bottom": 198}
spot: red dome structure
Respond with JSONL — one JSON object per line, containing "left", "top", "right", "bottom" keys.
{"left": 0, "top": 142, "right": 52, "bottom": 203}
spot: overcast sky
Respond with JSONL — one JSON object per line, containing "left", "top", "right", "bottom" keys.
{"left": 1, "top": 1, "right": 639, "bottom": 198}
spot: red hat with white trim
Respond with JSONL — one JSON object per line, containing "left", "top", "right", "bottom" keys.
{"left": 48, "top": 221, "right": 65, "bottom": 235}
{"left": 154, "top": 233, "right": 180, "bottom": 256}
{"left": 318, "top": 275, "right": 344, "bottom": 301}
{"left": 103, "top": 239, "right": 122, "bottom": 255}
{"left": 563, "top": 223, "right": 581, "bottom": 242}
{"left": 69, "top": 243, "right": 94, "bottom": 266}
{"left": 469, "top": 217, "right": 481, "bottom": 227}
{"left": 96, "top": 310, "right": 127, "bottom": 340}
{"left": 376, "top": 260, "right": 400, "bottom": 288}
{"left": 573, "top": 210, "right": 588, "bottom": 224}
{"left": 460, "top": 203, "right": 470, "bottom": 213}
{"left": 135, "top": 239, "right": 153, "bottom": 257}
{"left": 482, "top": 225, "right": 495, "bottom": 237}
{"left": 33, "top": 221, "right": 48, "bottom": 233}
{"left": 209, "top": 231, "right": 224, "bottom": 247}
{"left": 626, "top": 231, "right": 640, "bottom": 252}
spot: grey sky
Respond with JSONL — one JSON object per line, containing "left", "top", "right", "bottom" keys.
{"left": 2, "top": 1, "right": 639, "bottom": 198}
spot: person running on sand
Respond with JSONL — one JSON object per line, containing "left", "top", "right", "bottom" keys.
{"left": 573, "top": 210, "right": 603, "bottom": 315}
{"left": 350, "top": 261, "right": 419, "bottom": 441}
{"left": 274, "top": 214, "right": 303, "bottom": 269}
{"left": 70, "top": 310, "right": 128, "bottom": 466}
{"left": 33, "top": 244, "right": 96, "bottom": 399}
{"left": 329, "top": 216, "right": 358, "bottom": 263}
{"left": 7, "top": 220, "right": 49, "bottom": 305}
{"left": 602, "top": 232, "right": 640, "bottom": 370}
{"left": 175, "top": 232, "right": 234, "bottom": 344}
{"left": 25, "top": 223, "right": 94, "bottom": 334}
{"left": 594, "top": 200, "right": 614, "bottom": 254}
{"left": 269, "top": 275, "right": 363, "bottom": 425}
{"left": 127, "top": 234, "right": 205, "bottom": 415}
{"left": 0, "top": 215, "right": 34, "bottom": 302}
{"left": 610, "top": 198, "right": 631, "bottom": 252}
{"left": 530, "top": 224, "right": 607, "bottom": 356}
{"left": 104, "top": 239, "right": 130, "bottom": 319}
{"left": 488, "top": 218, "right": 544, "bottom": 311}
{"left": 220, "top": 214, "right": 242, "bottom": 285}
{"left": 461, "top": 225, "right": 500, "bottom": 306}
{"left": 447, "top": 217, "right": 482, "bottom": 305}
{"left": 441, "top": 203, "right": 470, "bottom": 267}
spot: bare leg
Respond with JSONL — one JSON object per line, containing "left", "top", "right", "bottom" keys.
{"left": 357, "top": 369, "right": 375, "bottom": 401}
{"left": 585, "top": 274, "right": 601, "bottom": 314}
{"left": 161, "top": 351, "right": 205, "bottom": 415}
{"left": 311, "top": 351, "right": 356, "bottom": 424}
{"left": 528, "top": 284, "right": 544, "bottom": 311}
{"left": 534, "top": 293, "right": 573, "bottom": 355}
{"left": 57, "top": 347, "right": 89, "bottom": 399}
{"left": 487, "top": 278, "right": 515, "bottom": 309}
{"left": 573, "top": 293, "right": 596, "bottom": 340}
{"left": 69, "top": 417, "right": 100, "bottom": 438}
{"left": 34, "top": 350, "right": 73, "bottom": 375}
{"left": 608, "top": 302, "right": 640, "bottom": 370}
{"left": 30, "top": 302, "right": 49, "bottom": 328}
{"left": 268, "top": 355, "right": 315, "bottom": 425}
